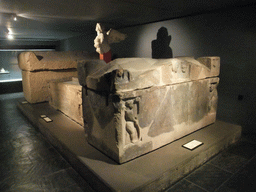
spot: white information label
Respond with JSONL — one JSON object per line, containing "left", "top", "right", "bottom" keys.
{"left": 22, "top": 101, "right": 28, "bottom": 104}
{"left": 43, "top": 117, "right": 53, "bottom": 123}
{"left": 182, "top": 140, "right": 203, "bottom": 150}
{"left": 40, "top": 115, "right": 47, "bottom": 118}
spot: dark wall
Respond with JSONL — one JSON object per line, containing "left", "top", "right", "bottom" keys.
{"left": 0, "top": 81, "right": 23, "bottom": 94}
{"left": 0, "top": 40, "right": 58, "bottom": 50}
{"left": 58, "top": 33, "right": 96, "bottom": 52}
{"left": 110, "top": 5, "right": 256, "bottom": 133}
{"left": 58, "top": 5, "right": 256, "bottom": 133}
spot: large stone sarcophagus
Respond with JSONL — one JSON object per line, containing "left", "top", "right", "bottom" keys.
{"left": 18, "top": 51, "right": 97, "bottom": 103}
{"left": 48, "top": 77, "right": 83, "bottom": 126}
{"left": 78, "top": 57, "right": 220, "bottom": 163}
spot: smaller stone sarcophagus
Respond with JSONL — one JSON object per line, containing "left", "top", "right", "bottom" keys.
{"left": 78, "top": 57, "right": 220, "bottom": 163}
{"left": 18, "top": 51, "right": 96, "bottom": 103}
{"left": 48, "top": 77, "right": 83, "bottom": 126}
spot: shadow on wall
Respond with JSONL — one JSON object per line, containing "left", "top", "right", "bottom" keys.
{"left": 151, "top": 27, "right": 173, "bottom": 59}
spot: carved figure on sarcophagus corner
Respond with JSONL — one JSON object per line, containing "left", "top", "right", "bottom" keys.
{"left": 125, "top": 100, "right": 141, "bottom": 143}
{"left": 110, "top": 69, "right": 131, "bottom": 92}
{"left": 209, "top": 81, "right": 218, "bottom": 113}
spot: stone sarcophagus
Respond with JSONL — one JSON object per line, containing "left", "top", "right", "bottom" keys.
{"left": 78, "top": 57, "right": 220, "bottom": 163}
{"left": 18, "top": 51, "right": 97, "bottom": 103}
{"left": 48, "top": 77, "right": 83, "bottom": 126}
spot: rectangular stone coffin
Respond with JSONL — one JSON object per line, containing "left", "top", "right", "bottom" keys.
{"left": 18, "top": 51, "right": 96, "bottom": 103}
{"left": 49, "top": 77, "right": 83, "bottom": 126}
{"left": 78, "top": 57, "right": 220, "bottom": 164}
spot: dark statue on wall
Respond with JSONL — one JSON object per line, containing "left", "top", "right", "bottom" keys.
{"left": 152, "top": 27, "right": 173, "bottom": 59}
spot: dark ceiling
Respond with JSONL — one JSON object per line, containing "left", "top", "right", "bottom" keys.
{"left": 0, "top": 0, "right": 255, "bottom": 41}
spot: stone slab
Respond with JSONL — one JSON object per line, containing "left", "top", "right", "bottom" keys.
{"left": 49, "top": 77, "right": 83, "bottom": 126}
{"left": 78, "top": 57, "right": 220, "bottom": 92}
{"left": 17, "top": 99, "right": 241, "bottom": 192}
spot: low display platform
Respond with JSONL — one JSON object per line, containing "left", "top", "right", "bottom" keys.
{"left": 17, "top": 100, "right": 242, "bottom": 192}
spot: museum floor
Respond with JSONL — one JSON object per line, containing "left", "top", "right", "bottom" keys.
{"left": 1, "top": 92, "right": 256, "bottom": 192}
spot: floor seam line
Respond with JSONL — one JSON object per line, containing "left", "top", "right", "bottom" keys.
{"left": 184, "top": 178, "right": 210, "bottom": 192}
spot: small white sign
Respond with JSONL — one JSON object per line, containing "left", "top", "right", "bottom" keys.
{"left": 21, "top": 101, "right": 28, "bottom": 104}
{"left": 43, "top": 117, "right": 53, "bottom": 123}
{"left": 40, "top": 115, "right": 47, "bottom": 118}
{"left": 182, "top": 140, "right": 203, "bottom": 150}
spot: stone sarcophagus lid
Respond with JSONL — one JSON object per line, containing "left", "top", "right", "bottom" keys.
{"left": 18, "top": 51, "right": 97, "bottom": 103}
{"left": 78, "top": 57, "right": 220, "bottom": 163}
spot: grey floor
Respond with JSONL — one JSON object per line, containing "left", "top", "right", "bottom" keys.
{"left": 1, "top": 92, "right": 256, "bottom": 192}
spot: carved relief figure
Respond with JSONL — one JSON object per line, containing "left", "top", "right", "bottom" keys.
{"left": 209, "top": 82, "right": 218, "bottom": 113}
{"left": 181, "top": 63, "right": 188, "bottom": 73}
{"left": 172, "top": 62, "right": 178, "bottom": 73}
{"left": 110, "top": 69, "right": 131, "bottom": 92}
{"left": 125, "top": 100, "right": 141, "bottom": 143}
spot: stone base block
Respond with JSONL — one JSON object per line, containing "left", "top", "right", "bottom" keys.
{"left": 22, "top": 70, "right": 77, "bottom": 103}
{"left": 49, "top": 77, "right": 83, "bottom": 126}
{"left": 17, "top": 100, "right": 242, "bottom": 192}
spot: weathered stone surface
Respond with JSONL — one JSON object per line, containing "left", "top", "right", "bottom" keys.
{"left": 78, "top": 57, "right": 220, "bottom": 163}
{"left": 18, "top": 51, "right": 98, "bottom": 103}
{"left": 82, "top": 57, "right": 220, "bottom": 93}
{"left": 77, "top": 59, "right": 108, "bottom": 87}
{"left": 49, "top": 77, "right": 83, "bottom": 126}
{"left": 18, "top": 51, "right": 97, "bottom": 71}
{"left": 22, "top": 70, "right": 77, "bottom": 103}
